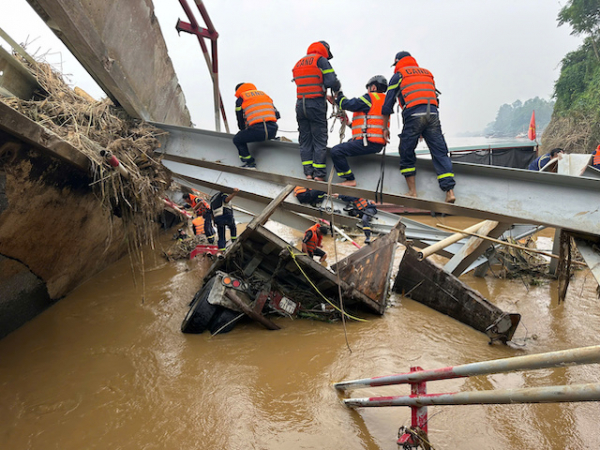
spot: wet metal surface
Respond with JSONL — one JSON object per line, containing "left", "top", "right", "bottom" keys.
{"left": 156, "top": 122, "right": 600, "bottom": 235}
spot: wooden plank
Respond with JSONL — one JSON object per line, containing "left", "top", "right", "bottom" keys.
{"left": 224, "top": 290, "right": 280, "bottom": 330}
{"left": 243, "top": 254, "right": 263, "bottom": 277}
{"left": 246, "top": 184, "right": 295, "bottom": 229}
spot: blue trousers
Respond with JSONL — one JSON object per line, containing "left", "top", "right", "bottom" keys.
{"left": 399, "top": 113, "right": 455, "bottom": 192}
{"left": 233, "top": 122, "right": 278, "bottom": 164}
{"left": 296, "top": 99, "right": 328, "bottom": 178}
{"left": 214, "top": 214, "right": 237, "bottom": 251}
{"left": 295, "top": 189, "right": 326, "bottom": 205}
{"left": 360, "top": 206, "right": 377, "bottom": 239}
{"left": 331, "top": 139, "right": 384, "bottom": 181}
{"left": 202, "top": 211, "right": 215, "bottom": 244}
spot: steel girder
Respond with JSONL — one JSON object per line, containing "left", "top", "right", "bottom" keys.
{"left": 154, "top": 123, "right": 600, "bottom": 237}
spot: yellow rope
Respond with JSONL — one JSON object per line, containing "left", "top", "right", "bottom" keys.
{"left": 287, "top": 245, "right": 367, "bottom": 322}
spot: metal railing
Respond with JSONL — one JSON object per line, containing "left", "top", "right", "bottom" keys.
{"left": 334, "top": 345, "right": 600, "bottom": 448}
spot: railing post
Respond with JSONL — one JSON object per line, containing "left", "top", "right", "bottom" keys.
{"left": 398, "top": 366, "right": 429, "bottom": 447}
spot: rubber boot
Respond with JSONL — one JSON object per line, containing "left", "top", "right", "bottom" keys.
{"left": 405, "top": 176, "right": 417, "bottom": 197}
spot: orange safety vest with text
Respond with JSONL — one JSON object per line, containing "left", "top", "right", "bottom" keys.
{"left": 394, "top": 62, "right": 439, "bottom": 110}
{"left": 239, "top": 89, "right": 277, "bottom": 127}
{"left": 304, "top": 223, "right": 323, "bottom": 254}
{"left": 351, "top": 93, "right": 389, "bottom": 145}
{"left": 292, "top": 54, "right": 325, "bottom": 99}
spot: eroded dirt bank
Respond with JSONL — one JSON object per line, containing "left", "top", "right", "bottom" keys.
{"left": 0, "top": 145, "right": 126, "bottom": 338}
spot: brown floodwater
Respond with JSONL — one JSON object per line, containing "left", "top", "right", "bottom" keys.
{"left": 1, "top": 216, "right": 599, "bottom": 450}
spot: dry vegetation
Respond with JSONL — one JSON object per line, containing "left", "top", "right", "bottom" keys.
{"left": 541, "top": 113, "right": 600, "bottom": 154}
{"left": 1, "top": 57, "right": 173, "bottom": 257}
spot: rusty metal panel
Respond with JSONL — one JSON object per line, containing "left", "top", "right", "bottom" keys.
{"left": 393, "top": 246, "right": 520, "bottom": 343}
{"left": 331, "top": 221, "right": 405, "bottom": 313}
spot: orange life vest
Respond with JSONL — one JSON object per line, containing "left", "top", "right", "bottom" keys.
{"left": 304, "top": 223, "right": 322, "bottom": 254}
{"left": 188, "top": 194, "right": 210, "bottom": 214}
{"left": 353, "top": 198, "right": 369, "bottom": 211}
{"left": 351, "top": 93, "right": 389, "bottom": 145}
{"left": 294, "top": 186, "right": 308, "bottom": 196}
{"left": 235, "top": 83, "right": 277, "bottom": 127}
{"left": 292, "top": 54, "right": 325, "bottom": 99}
{"left": 593, "top": 146, "right": 600, "bottom": 166}
{"left": 394, "top": 58, "right": 439, "bottom": 110}
{"left": 192, "top": 216, "right": 205, "bottom": 235}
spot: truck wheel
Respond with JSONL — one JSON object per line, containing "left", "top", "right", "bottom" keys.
{"left": 209, "top": 307, "right": 243, "bottom": 335}
{"left": 181, "top": 277, "right": 218, "bottom": 333}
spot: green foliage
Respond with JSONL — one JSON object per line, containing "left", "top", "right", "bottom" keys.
{"left": 558, "top": 0, "right": 600, "bottom": 39}
{"left": 484, "top": 97, "right": 554, "bottom": 137}
{"left": 545, "top": 0, "right": 600, "bottom": 153}
{"left": 553, "top": 37, "right": 600, "bottom": 117}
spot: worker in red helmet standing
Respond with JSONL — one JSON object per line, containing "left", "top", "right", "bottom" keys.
{"left": 330, "top": 75, "right": 390, "bottom": 187}
{"left": 233, "top": 82, "right": 280, "bottom": 169}
{"left": 383, "top": 51, "right": 456, "bottom": 203}
{"left": 292, "top": 41, "right": 342, "bottom": 181}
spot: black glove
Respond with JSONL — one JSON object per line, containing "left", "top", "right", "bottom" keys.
{"left": 335, "top": 91, "right": 344, "bottom": 103}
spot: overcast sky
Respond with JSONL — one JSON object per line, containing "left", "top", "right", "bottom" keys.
{"left": 2, "top": 0, "right": 583, "bottom": 143}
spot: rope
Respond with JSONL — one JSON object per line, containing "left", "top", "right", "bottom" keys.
{"left": 286, "top": 245, "right": 366, "bottom": 323}
{"left": 328, "top": 89, "right": 348, "bottom": 144}
{"left": 325, "top": 166, "right": 357, "bottom": 352}
{"left": 375, "top": 145, "right": 387, "bottom": 204}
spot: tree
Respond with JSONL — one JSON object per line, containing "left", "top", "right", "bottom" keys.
{"left": 558, "top": 0, "right": 600, "bottom": 60}
{"left": 486, "top": 98, "right": 554, "bottom": 137}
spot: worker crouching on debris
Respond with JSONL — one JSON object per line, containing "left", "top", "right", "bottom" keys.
{"left": 333, "top": 194, "right": 377, "bottom": 244}
{"left": 292, "top": 41, "right": 342, "bottom": 181}
{"left": 330, "top": 75, "right": 389, "bottom": 187}
{"left": 183, "top": 193, "right": 216, "bottom": 244}
{"left": 302, "top": 223, "right": 328, "bottom": 263}
{"left": 210, "top": 188, "right": 240, "bottom": 252}
{"left": 294, "top": 185, "right": 327, "bottom": 207}
{"left": 233, "top": 82, "right": 280, "bottom": 169}
{"left": 383, "top": 51, "right": 456, "bottom": 203}
{"left": 528, "top": 147, "right": 564, "bottom": 171}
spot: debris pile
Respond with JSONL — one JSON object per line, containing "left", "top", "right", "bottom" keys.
{"left": 164, "top": 234, "right": 211, "bottom": 261}
{"left": 1, "top": 57, "right": 172, "bottom": 249}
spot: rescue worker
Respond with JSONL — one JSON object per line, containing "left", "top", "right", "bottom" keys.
{"left": 301, "top": 223, "right": 328, "bottom": 263}
{"left": 527, "top": 148, "right": 564, "bottom": 171}
{"left": 233, "top": 82, "right": 280, "bottom": 169}
{"left": 183, "top": 193, "right": 216, "bottom": 244}
{"left": 174, "top": 228, "right": 188, "bottom": 241}
{"left": 382, "top": 51, "right": 456, "bottom": 203}
{"left": 593, "top": 145, "right": 600, "bottom": 169}
{"left": 333, "top": 194, "right": 377, "bottom": 244}
{"left": 210, "top": 188, "right": 240, "bottom": 252}
{"left": 331, "top": 75, "right": 389, "bottom": 187}
{"left": 293, "top": 185, "right": 327, "bottom": 207}
{"left": 292, "top": 41, "right": 342, "bottom": 181}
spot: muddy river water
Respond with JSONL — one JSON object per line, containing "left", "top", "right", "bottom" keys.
{"left": 1, "top": 216, "right": 599, "bottom": 449}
